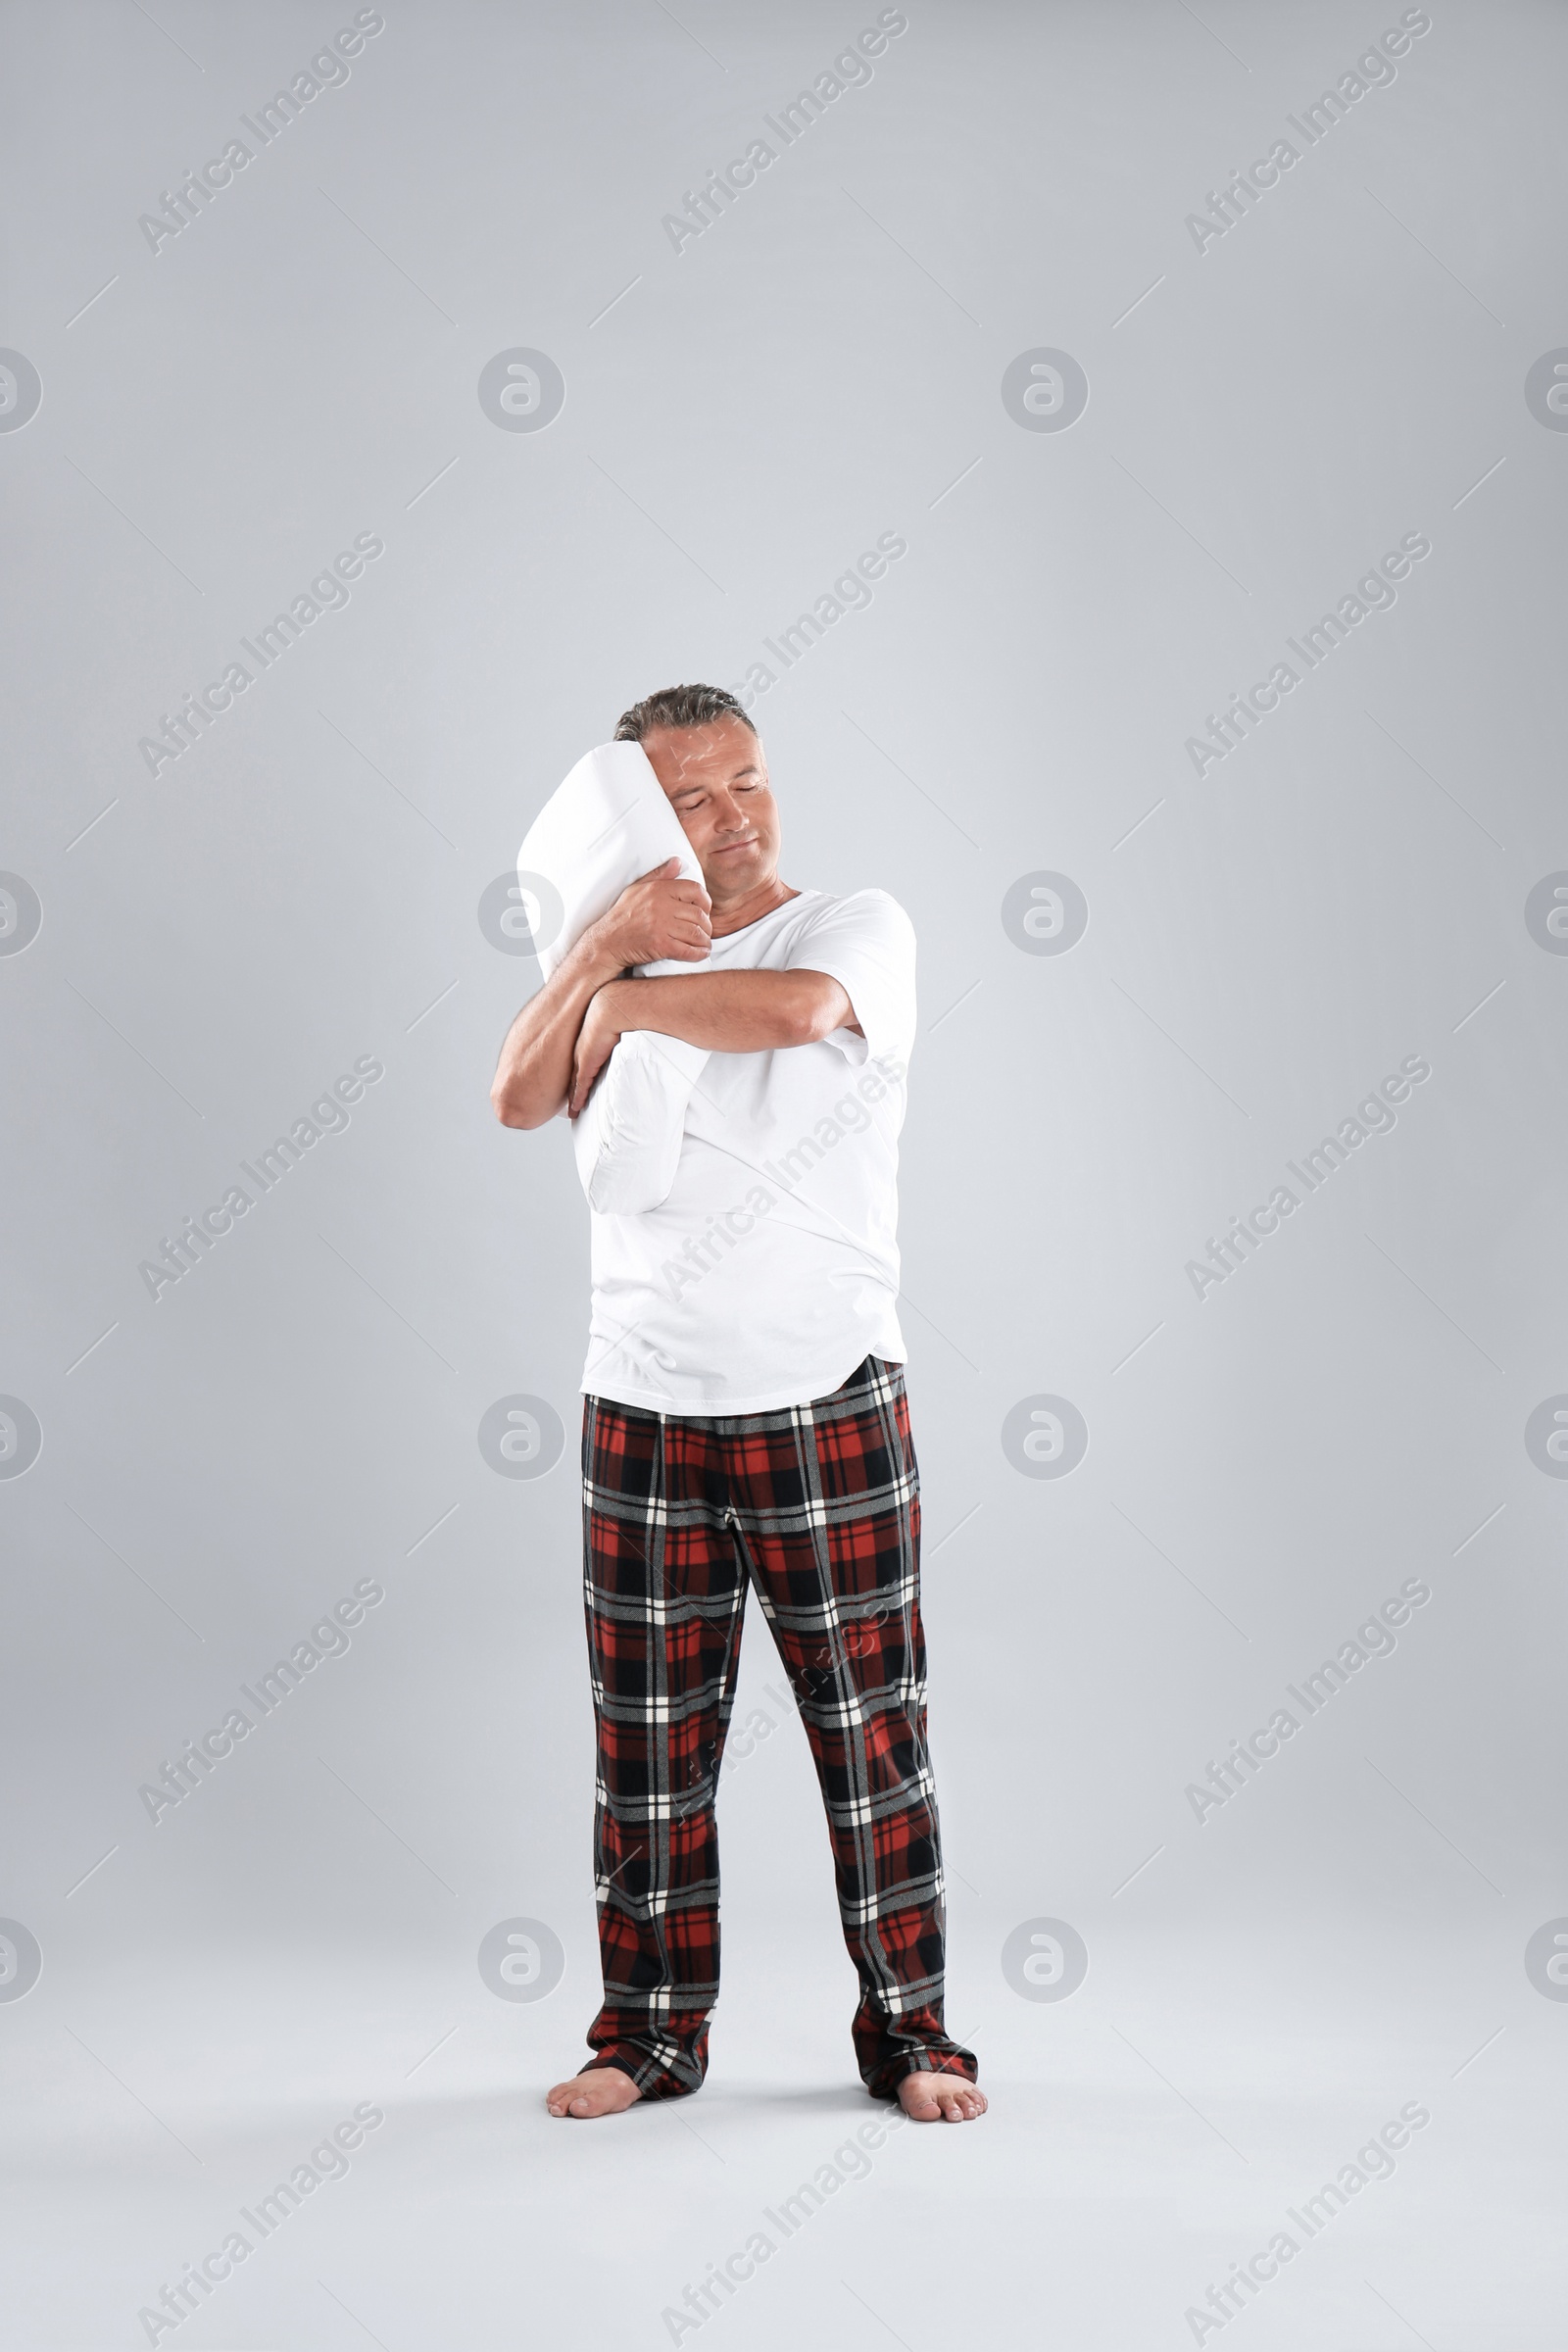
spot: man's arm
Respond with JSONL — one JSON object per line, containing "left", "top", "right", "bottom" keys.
{"left": 566, "top": 968, "right": 858, "bottom": 1118}
{"left": 490, "top": 859, "right": 710, "bottom": 1129}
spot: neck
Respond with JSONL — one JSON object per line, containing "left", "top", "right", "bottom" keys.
{"left": 709, "top": 875, "right": 800, "bottom": 936}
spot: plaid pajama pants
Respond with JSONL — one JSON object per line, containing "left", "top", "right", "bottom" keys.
{"left": 578, "top": 1353, "right": 977, "bottom": 2101}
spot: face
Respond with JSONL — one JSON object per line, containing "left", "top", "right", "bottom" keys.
{"left": 640, "top": 715, "right": 780, "bottom": 906}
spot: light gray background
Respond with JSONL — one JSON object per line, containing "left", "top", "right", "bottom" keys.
{"left": 2, "top": 1, "right": 1564, "bottom": 2345}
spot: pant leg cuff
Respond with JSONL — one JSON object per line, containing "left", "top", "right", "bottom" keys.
{"left": 583, "top": 2047, "right": 702, "bottom": 2100}
{"left": 864, "top": 2049, "right": 979, "bottom": 2101}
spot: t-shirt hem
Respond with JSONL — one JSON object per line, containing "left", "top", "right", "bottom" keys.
{"left": 582, "top": 1349, "right": 906, "bottom": 1419}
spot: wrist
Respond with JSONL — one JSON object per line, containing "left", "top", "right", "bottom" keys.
{"left": 570, "top": 923, "right": 630, "bottom": 987}
{"left": 596, "top": 977, "right": 636, "bottom": 1024}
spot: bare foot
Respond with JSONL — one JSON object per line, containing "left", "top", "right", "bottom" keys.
{"left": 546, "top": 2068, "right": 644, "bottom": 2119}
{"left": 897, "top": 2072, "right": 987, "bottom": 2123}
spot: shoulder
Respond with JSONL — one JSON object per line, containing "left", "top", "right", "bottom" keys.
{"left": 793, "top": 887, "right": 915, "bottom": 946}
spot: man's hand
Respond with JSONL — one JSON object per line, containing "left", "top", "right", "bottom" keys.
{"left": 591, "top": 858, "right": 711, "bottom": 970}
{"left": 491, "top": 876, "right": 858, "bottom": 1130}
{"left": 491, "top": 861, "right": 710, "bottom": 1130}
{"left": 567, "top": 989, "right": 623, "bottom": 1120}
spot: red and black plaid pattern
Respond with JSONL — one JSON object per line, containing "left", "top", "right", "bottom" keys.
{"left": 577, "top": 1354, "right": 977, "bottom": 2101}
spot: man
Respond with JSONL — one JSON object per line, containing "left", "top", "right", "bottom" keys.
{"left": 490, "top": 683, "right": 983, "bottom": 2125}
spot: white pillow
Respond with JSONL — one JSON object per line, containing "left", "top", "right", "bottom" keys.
{"left": 515, "top": 738, "right": 710, "bottom": 1212}
{"left": 516, "top": 739, "right": 710, "bottom": 980}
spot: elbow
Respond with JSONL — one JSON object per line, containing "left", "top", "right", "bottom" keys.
{"left": 491, "top": 1082, "right": 542, "bottom": 1130}
{"left": 796, "top": 983, "right": 853, "bottom": 1046}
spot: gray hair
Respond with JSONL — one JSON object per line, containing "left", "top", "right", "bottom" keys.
{"left": 613, "top": 682, "right": 757, "bottom": 743}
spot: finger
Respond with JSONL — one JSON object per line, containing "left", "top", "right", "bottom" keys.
{"left": 572, "top": 1038, "right": 612, "bottom": 1112}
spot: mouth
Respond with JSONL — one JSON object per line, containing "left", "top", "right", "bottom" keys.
{"left": 713, "top": 837, "right": 758, "bottom": 856}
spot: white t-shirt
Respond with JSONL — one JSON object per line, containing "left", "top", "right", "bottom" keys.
{"left": 580, "top": 888, "right": 916, "bottom": 1415}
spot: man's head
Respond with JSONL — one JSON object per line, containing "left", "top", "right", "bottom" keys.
{"left": 614, "top": 683, "right": 780, "bottom": 912}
